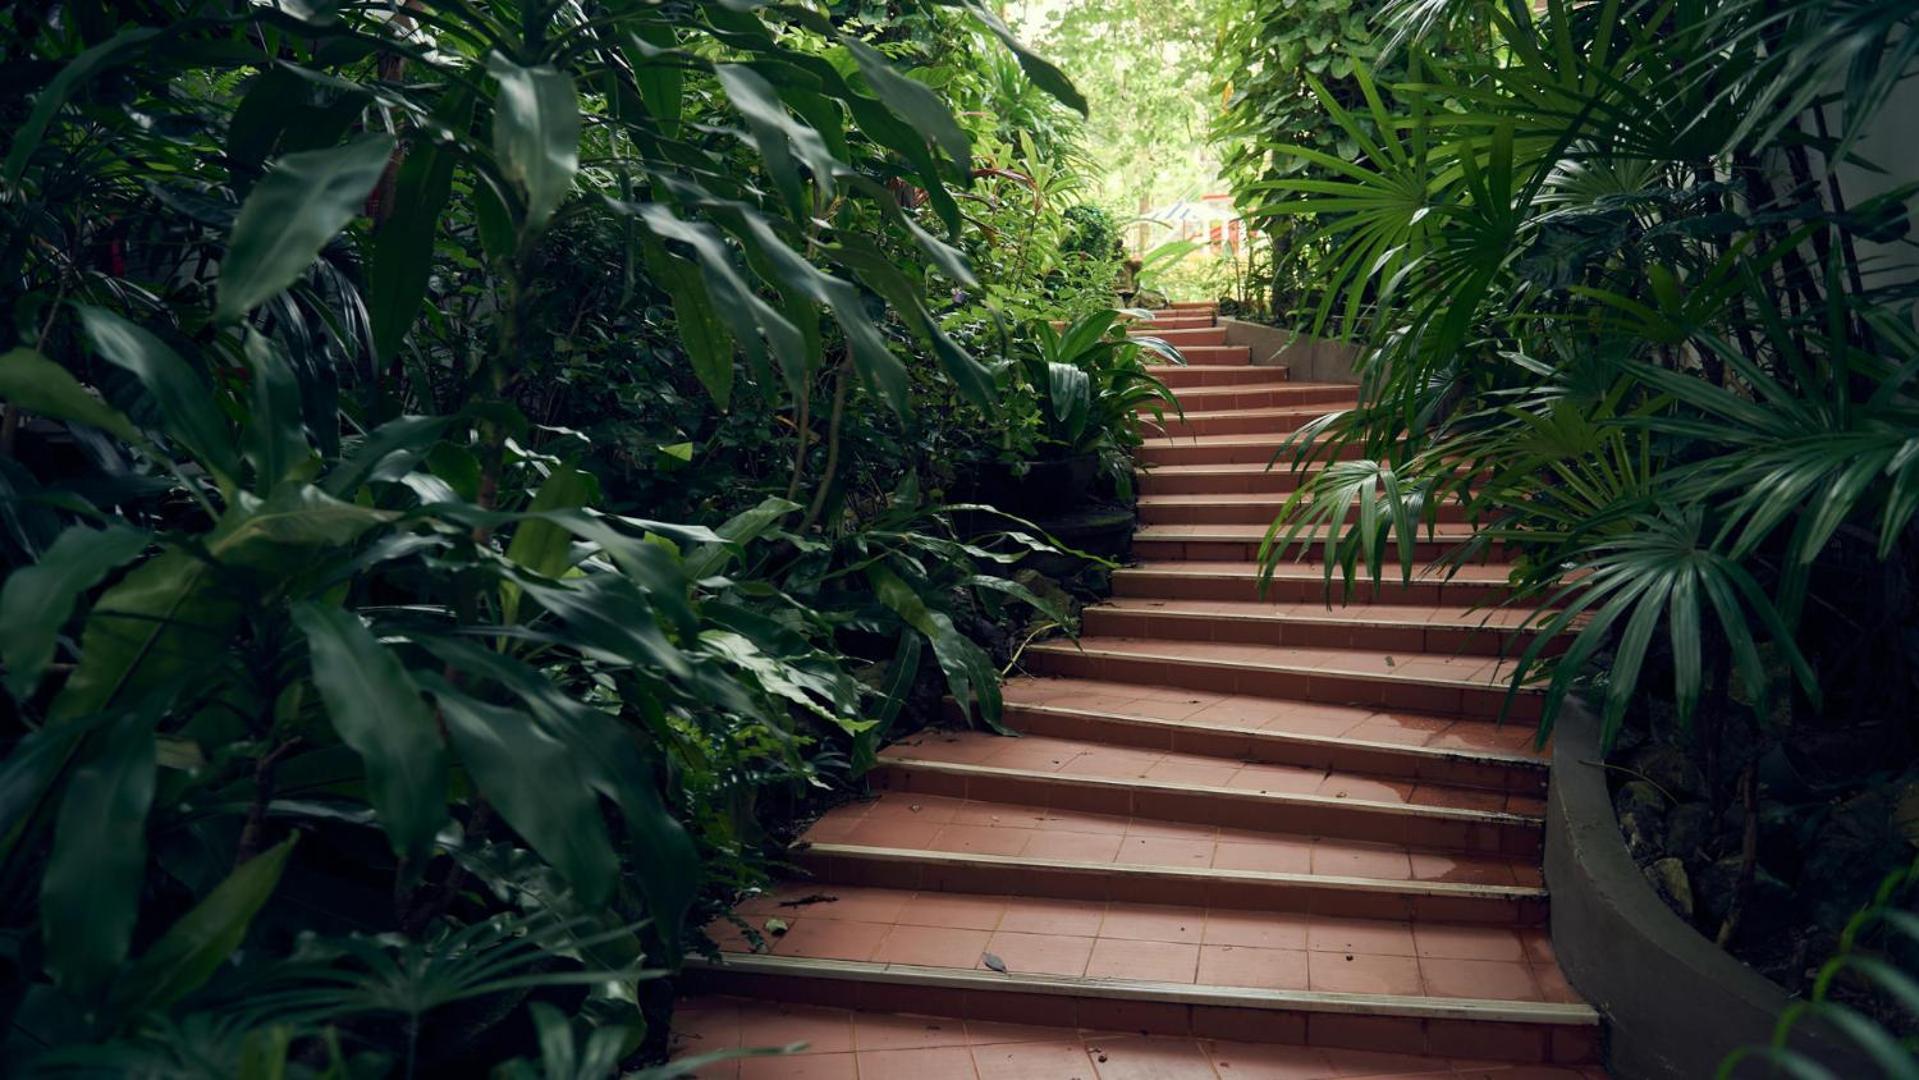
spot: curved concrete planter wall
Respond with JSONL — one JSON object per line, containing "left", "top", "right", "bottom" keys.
{"left": 1216, "top": 319, "right": 1361, "bottom": 384}
{"left": 1545, "top": 704, "right": 1867, "bottom": 1078}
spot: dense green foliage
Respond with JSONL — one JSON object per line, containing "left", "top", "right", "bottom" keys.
{"left": 1246, "top": 0, "right": 1918, "bottom": 975}
{"left": 1721, "top": 857, "right": 1919, "bottom": 1077}
{"left": 0, "top": 1, "right": 1152, "bottom": 1074}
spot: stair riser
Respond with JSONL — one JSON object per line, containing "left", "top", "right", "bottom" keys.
{"left": 1133, "top": 538, "right": 1503, "bottom": 562}
{"left": 798, "top": 848, "right": 1544, "bottom": 925}
{"left": 1021, "top": 649, "right": 1545, "bottom": 726}
{"left": 1079, "top": 606, "right": 1540, "bottom": 660}
{"left": 1139, "top": 442, "right": 1369, "bottom": 466}
{"left": 1151, "top": 412, "right": 1328, "bottom": 439}
{"left": 1138, "top": 469, "right": 1312, "bottom": 495}
{"left": 869, "top": 763, "right": 1540, "bottom": 856}
{"left": 1160, "top": 386, "right": 1355, "bottom": 412}
{"left": 1169, "top": 345, "right": 1253, "bottom": 364}
{"left": 997, "top": 704, "right": 1544, "bottom": 794}
{"left": 1110, "top": 570, "right": 1511, "bottom": 607}
{"left": 1132, "top": 317, "right": 1215, "bottom": 332}
{"left": 1138, "top": 501, "right": 1471, "bottom": 526}
{"left": 683, "top": 967, "right": 1597, "bottom": 1064}
{"left": 1150, "top": 366, "right": 1294, "bottom": 387}
{"left": 1131, "top": 327, "right": 1228, "bottom": 346}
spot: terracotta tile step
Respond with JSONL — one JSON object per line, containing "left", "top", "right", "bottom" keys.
{"left": 1162, "top": 345, "right": 1253, "bottom": 365}
{"left": 999, "top": 675, "right": 1545, "bottom": 767}
{"left": 897, "top": 724, "right": 1540, "bottom": 800}
{"left": 1133, "top": 524, "right": 1506, "bottom": 563}
{"left": 986, "top": 703, "right": 1543, "bottom": 796}
{"left": 1139, "top": 435, "right": 1369, "bottom": 466}
{"left": 1158, "top": 383, "right": 1355, "bottom": 410}
{"left": 713, "top": 882, "right": 1570, "bottom": 998}
{"left": 1112, "top": 560, "right": 1517, "bottom": 607}
{"left": 1020, "top": 638, "right": 1544, "bottom": 723}
{"left": 1147, "top": 364, "right": 1292, "bottom": 388}
{"left": 683, "top": 956, "right": 1597, "bottom": 1065}
{"left": 802, "top": 790, "right": 1543, "bottom": 889}
{"left": 1137, "top": 463, "right": 1334, "bottom": 495}
{"left": 798, "top": 842, "right": 1541, "bottom": 924}
{"left": 1137, "top": 493, "right": 1471, "bottom": 526}
{"left": 1081, "top": 598, "right": 1555, "bottom": 657}
{"left": 1131, "top": 315, "right": 1215, "bottom": 330}
{"left": 670, "top": 994, "right": 1604, "bottom": 1080}
{"left": 878, "top": 727, "right": 1539, "bottom": 829}
{"left": 866, "top": 757, "right": 1540, "bottom": 858}
{"left": 1133, "top": 326, "right": 1229, "bottom": 346}
{"left": 1148, "top": 406, "right": 1341, "bottom": 440}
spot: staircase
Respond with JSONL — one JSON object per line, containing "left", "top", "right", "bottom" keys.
{"left": 675, "top": 302, "right": 1603, "bottom": 1078}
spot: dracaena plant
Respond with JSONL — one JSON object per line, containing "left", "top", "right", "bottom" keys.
{"left": 0, "top": 0, "right": 1087, "bottom": 1071}
{"left": 1014, "top": 310, "right": 1184, "bottom": 495}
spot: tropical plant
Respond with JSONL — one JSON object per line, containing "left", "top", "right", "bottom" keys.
{"left": 1239, "top": 0, "right": 1919, "bottom": 978}
{"left": 1014, "top": 310, "right": 1184, "bottom": 495}
{"left": 1719, "top": 857, "right": 1919, "bottom": 1079}
{"left": 0, "top": 0, "right": 1087, "bottom": 1070}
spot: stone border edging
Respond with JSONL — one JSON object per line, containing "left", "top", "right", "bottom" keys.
{"left": 1545, "top": 702, "right": 1866, "bottom": 1078}
{"left": 1215, "top": 318, "right": 1361, "bottom": 383}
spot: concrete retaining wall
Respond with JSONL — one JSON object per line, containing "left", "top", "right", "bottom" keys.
{"left": 1216, "top": 319, "right": 1362, "bottom": 383}
{"left": 1546, "top": 704, "right": 1867, "bottom": 1078}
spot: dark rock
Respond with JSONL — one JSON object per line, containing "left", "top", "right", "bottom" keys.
{"left": 1615, "top": 780, "right": 1668, "bottom": 818}
{"left": 1695, "top": 855, "right": 1794, "bottom": 939}
{"left": 1665, "top": 802, "right": 1716, "bottom": 861}
{"left": 1620, "top": 808, "right": 1665, "bottom": 862}
{"left": 1644, "top": 856, "right": 1694, "bottom": 920}
{"left": 1624, "top": 744, "right": 1704, "bottom": 800}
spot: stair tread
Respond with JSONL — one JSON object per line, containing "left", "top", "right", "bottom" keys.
{"left": 800, "top": 792, "right": 1543, "bottom": 888}
{"left": 1095, "top": 596, "right": 1545, "bottom": 631}
{"left": 1119, "top": 559, "right": 1517, "bottom": 583}
{"left": 1166, "top": 383, "right": 1350, "bottom": 398}
{"left": 1153, "top": 404, "right": 1346, "bottom": 420}
{"left": 1138, "top": 524, "right": 1482, "bottom": 541}
{"left": 1140, "top": 433, "right": 1359, "bottom": 448}
{"left": 1001, "top": 676, "right": 1545, "bottom": 760}
{"left": 1147, "top": 364, "right": 1285, "bottom": 373}
{"left": 671, "top": 995, "right": 1602, "bottom": 1078}
{"left": 711, "top": 878, "right": 1579, "bottom": 1007}
{"left": 1027, "top": 636, "right": 1531, "bottom": 690}
{"left": 879, "top": 729, "right": 1537, "bottom": 812}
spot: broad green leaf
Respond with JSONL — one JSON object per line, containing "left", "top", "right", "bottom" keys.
{"left": 686, "top": 496, "right": 800, "bottom": 579}
{"left": 488, "top": 53, "right": 580, "bottom": 233}
{"left": 502, "top": 466, "right": 601, "bottom": 623}
{"left": 853, "top": 633, "right": 922, "bottom": 774}
{"left": 76, "top": 307, "right": 239, "bottom": 483}
{"left": 26, "top": 476, "right": 399, "bottom": 743}
{"left": 414, "top": 638, "right": 700, "bottom": 962}
{"left": 5, "top": 27, "right": 164, "bottom": 184}
{"left": 217, "top": 134, "right": 394, "bottom": 323}
{"left": 42, "top": 706, "right": 157, "bottom": 1001}
{"left": 0, "top": 347, "right": 143, "bottom": 445}
{"left": 0, "top": 523, "right": 150, "bottom": 699}
{"left": 869, "top": 562, "right": 1005, "bottom": 732}
{"left": 325, "top": 415, "right": 454, "bottom": 497}
{"left": 959, "top": 2, "right": 1087, "bottom": 115}
{"left": 242, "top": 332, "right": 310, "bottom": 492}
{"left": 113, "top": 836, "right": 297, "bottom": 1016}
{"left": 625, "top": 23, "right": 683, "bottom": 138}
{"left": 431, "top": 682, "right": 618, "bottom": 907}
{"left": 0, "top": 719, "right": 96, "bottom": 864}
{"left": 642, "top": 238, "right": 734, "bottom": 409}
{"left": 843, "top": 39, "right": 970, "bottom": 166}
{"left": 292, "top": 603, "right": 448, "bottom": 863}
{"left": 369, "top": 89, "right": 473, "bottom": 362}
